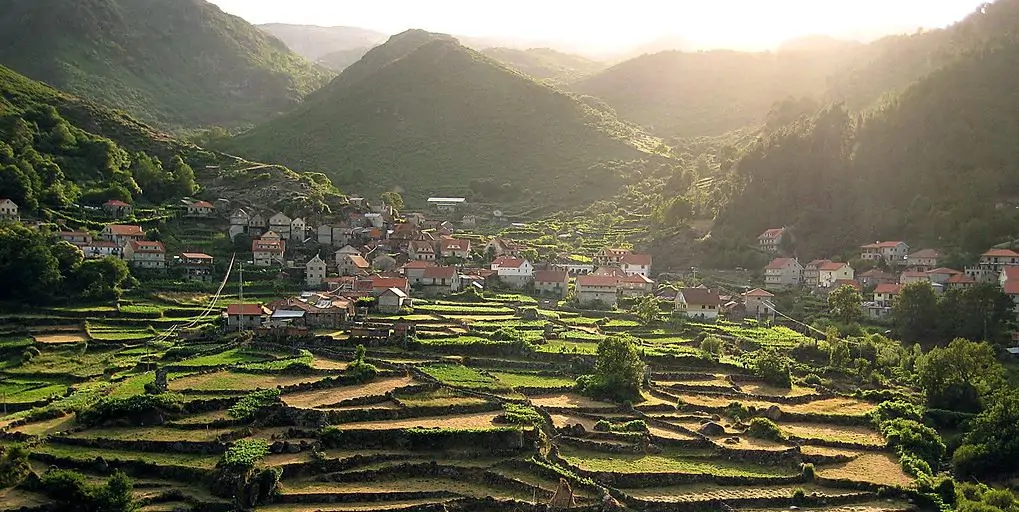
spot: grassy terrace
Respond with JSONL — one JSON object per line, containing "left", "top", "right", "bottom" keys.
{"left": 0, "top": 291, "right": 922, "bottom": 511}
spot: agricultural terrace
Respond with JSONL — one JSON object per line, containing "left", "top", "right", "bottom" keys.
{"left": 0, "top": 291, "right": 927, "bottom": 511}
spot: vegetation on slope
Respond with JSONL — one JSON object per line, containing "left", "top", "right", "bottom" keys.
{"left": 0, "top": 0, "right": 333, "bottom": 129}
{"left": 222, "top": 36, "right": 666, "bottom": 207}
{"left": 481, "top": 47, "right": 606, "bottom": 84}
{"left": 257, "top": 23, "right": 388, "bottom": 61}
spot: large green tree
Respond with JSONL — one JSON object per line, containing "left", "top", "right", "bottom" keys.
{"left": 892, "top": 282, "right": 940, "bottom": 343}
{"left": 578, "top": 336, "right": 646, "bottom": 402}
{"left": 953, "top": 392, "right": 1019, "bottom": 479}
{"left": 916, "top": 338, "right": 1005, "bottom": 413}
{"left": 938, "top": 283, "right": 1014, "bottom": 345}
{"left": 827, "top": 284, "right": 863, "bottom": 324}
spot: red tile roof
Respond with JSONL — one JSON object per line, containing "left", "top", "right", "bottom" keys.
{"left": 744, "top": 288, "right": 775, "bottom": 297}
{"left": 1001, "top": 267, "right": 1019, "bottom": 281}
{"left": 819, "top": 262, "right": 848, "bottom": 271}
{"left": 105, "top": 224, "right": 144, "bottom": 236}
{"left": 679, "top": 287, "right": 721, "bottom": 306}
{"left": 620, "top": 253, "right": 652, "bottom": 266}
{"left": 862, "top": 241, "right": 905, "bottom": 249}
{"left": 909, "top": 249, "right": 940, "bottom": 259}
{"left": 402, "top": 260, "right": 436, "bottom": 270}
{"left": 807, "top": 259, "right": 832, "bottom": 267}
{"left": 534, "top": 270, "right": 568, "bottom": 283}
{"left": 492, "top": 256, "right": 527, "bottom": 268}
{"left": 371, "top": 276, "right": 408, "bottom": 291}
{"left": 129, "top": 240, "right": 165, "bottom": 253}
{"left": 860, "top": 269, "right": 892, "bottom": 277}
{"left": 901, "top": 271, "right": 928, "bottom": 278}
{"left": 619, "top": 274, "right": 654, "bottom": 285}
{"left": 190, "top": 200, "right": 215, "bottom": 208}
{"left": 576, "top": 275, "right": 619, "bottom": 287}
{"left": 181, "top": 252, "right": 213, "bottom": 260}
{"left": 344, "top": 254, "right": 370, "bottom": 268}
{"left": 104, "top": 200, "right": 130, "bottom": 207}
{"left": 983, "top": 248, "right": 1019, "bottom": 258}
{"left": 423, "top": 266, "right": 456, "bottom": 279}
{"left": 252, "top": 239, "right": 285, "bottom": 252}
{"left": 926, "top": 267, "right": 961, "bottom": 275}
{"left": 765, "top": 258, "right": 798, "bottom": 270}
{"left": 440, "top": 238, "right": 470, "bottom": 252}
{"left": 1005, "top": 281, "right": 1019, "bottom": 295}
{"left": 947, "top": 274, "right": 975, "bottom": 284}
{"left": 409, "top": 240, "right": 435, "bottom": 253}
{"left": 874, "top": 284, "right": 901, "bottom": 294}
{"left": 758, "top": 228, "right": 785, "bottom": 239}
{"left": 833, "top": 279, "right": 861, "bottom": 290}
{"left": 226, "top": 304, "right": 264, "bottom": 316}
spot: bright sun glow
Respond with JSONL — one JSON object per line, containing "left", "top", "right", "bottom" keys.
{"left": 208, "top": 0, "right": 985, "bottom": 53}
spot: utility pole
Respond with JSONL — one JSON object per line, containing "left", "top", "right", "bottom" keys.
{"left": 238, "top": 260, "right": 244, "bottom": 303}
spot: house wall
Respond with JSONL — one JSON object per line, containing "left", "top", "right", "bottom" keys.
{"left": 577, "top": 287, "right": 617, "bottom": 306}
{"left": 535, "top": 281, "right": 567, "bottom": 298}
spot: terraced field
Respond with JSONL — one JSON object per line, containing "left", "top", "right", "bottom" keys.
{"left": 0, "top": 294, "right": 920, "bottom": 511}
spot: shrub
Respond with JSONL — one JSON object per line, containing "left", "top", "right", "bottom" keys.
{"left": 870, "top": 400, "right": 923, "bottom": 427}
{"left": 220, "top": 439, "right": 269, "bottom": 472}
{"left": 800, "top": 463, "right": 815, "bottom": 481}
{"left": 881, "top": 418, "right": 945, "bottom": 473}
{"left": 593, "top": 419, "right": 612, "bottom": 432}
{"left": 39, "top": 469, "right": 136, "bottom": 512}
{"left": 344, "top": 344, "right": 378, "bottom": 382}
{"left": 0, "top": 444, "right": 30, "bottom": 489}
{"left": 792, "top": 488, "right": 807, "bottom": 505}
{"left": 754, "top": 348, "right": 792, "bottom": 389}
{"left": 802, "top": 373, "right": 823, "bottom": 386}
{"left": 745, "top": 417, "right": 786, "bottom": 442}
{"left": 227, "top": 388, "right": 280, "bottom": 420}
{"left": 491, "top": 327, "right": 524, "bottom": 342}
{"left": 77, "top": 393, "right": 185, "bottom": 426}
{"left": 726, "top": 401, "right": 750, "bottom": 421}
{"left": 699, "top": 335, "right": 723, "bottom": 359}
{"left": 501, "top": 403, "right": 542, "bottom": 426}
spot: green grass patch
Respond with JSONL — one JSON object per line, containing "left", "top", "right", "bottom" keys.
{"left": 490, "top": 371, "right": 575, "bottom": 389}
{"left": 419, "top": 364, "right": 509, "bottom": 392}
{"left": 174, "top": 348, "right": 273, "bottom": 367}
{"left": 561, "top": 448, "right": 799, "bottom": 477}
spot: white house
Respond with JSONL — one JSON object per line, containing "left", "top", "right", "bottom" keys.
{"left": 269, "top": 212, "right": 292, "bottom": 239}
{"left": 764, "top": 258, "right": 802, "bottom": 290}
{"left": 101, "top": 224, "right": 145, "bottom": 246}
{"left": 491, "top": 256, "right": 534, "bottom": 288}
{"left": 860, "top": 241, "right": 910, "bottom": 265}
{"left": 290, "top": 218, "right": 307, "bottom": 241}
{"left": 333, "top": 245, "right": 362, "bottom": 265}
{"left": 744, "top": 288, "right": 776, "bottom": 321}
{"left": 620, "top": 253, "right": 652, "bottom": 278}
{"left": 408, "top": 240, "right": 437, "bottom": 261}
{"left": 439, "top": 238, "right": 471, "bottom": 259}
{"left": 187, "top": 200, "right": 215, "bottom": 217}
{"left": 575, "top": 275, "right": 619, "bottom": 307}
{"left": 252, "top": 238, "right": 285, "bottom": 267}
{"left": 0, "top": 199, "right": 19, "bottom": 221}
{"left": 305, "top": 255, "right": 327, "bottom": 287}
{"left": 757, "top": 228, "right": 786, "bottom": 252}
{"left": 122, "top": 240, "right": 166, "bottom": 270}
{"left": 908, "top": 249, "right": 940, "bottom": 270}
{"left": 966, "top": 248, "right": 1019, "bottom": 283}
{"left": 818, "top": 262, "right": 854, "bottom": 288}
{"left": 675, "top": 288, "right": 721, "bottom": 320}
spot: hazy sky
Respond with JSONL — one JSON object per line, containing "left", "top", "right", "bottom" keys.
{"left": 209, "top": 0, "right": 987, "bottom": 53}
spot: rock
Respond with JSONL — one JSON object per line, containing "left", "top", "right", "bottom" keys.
{"left": 710, "top": 414, "right": 722, "bottom": 421}
{"left": 270, "top": 441, "right": 284, "bottom": 453}
{"left": 698, "top": 422, "right": 726, "bottom": 436}
{"left": 764, "top": 405, "right": 783, "bottom": 420}
{"left": 723, "top": 436, "right": 740, "bottom": 445}
{"left": 285, "top": 442, "right": 300, "bottom": 453}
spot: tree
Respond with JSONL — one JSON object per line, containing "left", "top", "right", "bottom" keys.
{"left": 631, "top": 295, "right": 660, "bottom": 325}
{"left": 51, "top": 240, "right": 84, "bottom": 275}
{"left": 953, "top": 392, "right": 1019, "bottom": 479}
{"left": 0, "top": 223, "right": 61, "bottom": 302}
{"left": 892, "top": 282, "right": 940, "bottom": 342}
{"left": 73, "top": 257, "right": 131, "bottom": 300}
{"left": 827, "top": 284, "right": 863, "bottom": 324}
{"left": 380, "top": 191, "right": 404, "bottom": 210}
{"left": 577, "top": 336, "right": 645, "bottom": 402}
{"left": 168, "top": 155, "right": 197, "bottom": 196}
{"left": 939, "top": 284, "right": 1014, "bottom": 344}
{"left": 754, "top": 348, "right": 792, "bottom": 388}
{"left": 917, "top": 338, "right": 1005, "bottom": 412}
{"left": 521, "top": 248, "right": 539, "bottom": 263}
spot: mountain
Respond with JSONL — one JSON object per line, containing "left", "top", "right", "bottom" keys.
{"left": 0, "top": 0, "right": 333, "bottom": 130}
{"left": 316, "top": 47, "right": 373, "bottom": 72}
{"left": 258, "top": 23, "right": 388, "bottom": 61}
{"left": 572, "top": 49, "right": 843, "bottom": 138}
{"left": 481, "top": 48, "right": 605, "bottom": 84}
{"left": 712, "top": 26, "right": 1019, "bottom": 259}
{"left": 0, "top": 64, "right": 342, "bottom": 217}
{"left": 219, "top": 33, "right": 666, "bottom": 208}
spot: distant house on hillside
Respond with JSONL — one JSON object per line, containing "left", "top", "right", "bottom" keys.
{"left": 764, "top": 258, "right": 802, "bottom": 290}
{"left": 101, "top": 224, "right": 144, "bottom": 246}
{"left": 269, "top": 212, "right": 292, "bottom": 239}
{"left": 103, "top": 199, "right": 132, "bottom": 217}
{"left": 439, "top": 238, "right": 471, "bottom": 259}
{"left": 818, "top": 262, "right": 854, "bottom": 288}
{"left": 966, "top": 248, "right": 1019, "bottom": 284}
{"left": 491, "top": 256, "right": 533, "bottom": 288}
{"left": 860, "top": 241, "right": 909, "bottom": 265}
{"left": 427, "top": 197, "right": 466, "bottom": 213}
{"left": 408, "top": 240, "right": 437, "bottom": 261}
{"left": 485, "top": 238, "right": 524, "bottom": 258}
{"left": 575, "top": 275, "right": 619, "bottom": 307}
{"left": 620, "top": 253, "right": 652, "bottom": 278}
{"left": 418, "top": 266, "right": 460, "bottom": 294}
{"left": 377, "top": 288, "right": 409, "bottom": 314}
{"left": 859, "top": 269, "right": 897, "bottom": 288}
{"left": 675, "top": 288, "right": 721, "bottom": 320}
{"left": 802, "top": 259, "right": 831, "bottom": 288}
{"left": 757, "top": 228, "right": 786, "bottom": 252}
{"left": 743, "top": 288, "right": 775, "bottom": 322}
{"left": 180, "top": 252, "right": 213, "bottom": 280}
{"left": 225, "top": 303, "right": 267, "bottom": 331}
{"left": 0, "top": 199, "right": 19, "bottom": 221}
{"left": 534, "top": 269, "right": 569, "bottom": 298}
{"left": 305, "top": 255, "right": 327, "bottom": 287}
{"left": 187, "top": 200, "right": 215, "bottom": 217}
{"left": 337, "top": 254, "right": 370, "bottom": 276}
{"left": 907, "top": 249, "right": 940, "bottom": 271}
{"left": 252, "top": 238, "right": 285, "bottom": 267}
{"left": 123, "top": 240, "right": 166, "bottom": 270}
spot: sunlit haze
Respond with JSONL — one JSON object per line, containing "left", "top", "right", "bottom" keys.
{"left": 209, "top": 0, "right": 986, "bottom": 54}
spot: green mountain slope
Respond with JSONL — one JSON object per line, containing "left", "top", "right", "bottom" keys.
{"left": 571, "top": 49, "right": 843, "bottom": 138}
{"left": 220, "top": 36, "right": 665, "bottom": 207}
{"left": 316, "top": 47, "right": 373, "bottom": 72}
{"left": 0, "top": 0, "right": 333, "bottom": 130}
{"left": 481, "top": 47, "right": 605, "bottom": 84}
{"left": 0, "top": 64, "right": 342, "bottom": 216}
{"left": 258, "top": 23, "right": 388, "bottom": 61}
{"left": 712, "top": 34, "right": 1019, "bottom": 259}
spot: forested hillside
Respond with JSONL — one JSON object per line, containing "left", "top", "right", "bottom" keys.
{"left": 481, "top": 47, "right": 605, "bottom": 84}
{"left": 711, "top": 35, "right": 1019, "bottom": 260}
{"left": 0, "top": 0, "right": 333, "bottom": 130}
{"left": 0, "top": 65, "right": 343, "bottom": 217}
{"left": 257, "top": 23, "right": 387, "bottom": 61}
{"left": 221, "top": 35, "right": 666, "bottom": 208}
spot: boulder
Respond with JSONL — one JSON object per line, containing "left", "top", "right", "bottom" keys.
{"left": 764, "top": 405, "right": 783, "bottom": 421}
{"left": 698, "top": 422, "right": 726, "bottom": 436}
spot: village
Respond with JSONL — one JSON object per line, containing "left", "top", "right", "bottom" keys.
{"left": 6, "top": 194, "right": 1019, "bottom": 338}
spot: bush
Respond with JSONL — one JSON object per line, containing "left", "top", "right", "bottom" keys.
{"left": 77, "top": 393, "right": 185, "bottom": 426}
{"left": 870, "top": 400, "right": 923, "bottom": 427}
{"left": 593, "top": 419, "right": 611, "bottom": 432}
{"left": 491, "top": 327, "right": 524, "bottom": 342}
{"left": 699, "top": 335, "right": 723, "bottom": 359}
{"left": 745, "top": 417, "right": 786, "bottom": 442}
{"left": 501, "top": 403, "right": 542, "bottom": 426}
{"left": 802, "top": 373, "right": 823, "bottom": 386}
{"left": 0, "top": 444, "right": 30, "bottom": 489}
{"left": 800, "top": 463, "right": 815, "bottom": 481}
{"left": 227, "top": 389, "right": 280, "bottom": 420}
{"left": 792, "top": 488, "right": 807, "bottom": 505}
{"left": 344, "top": 344, "right": 378, "bottom": 383}
{"left": 754, "top": 348, "right": 792, "bottom": 389}
{"left": 881, "top": 418, "right": 945, "bottom": 475}
{"left": 220, "top": 439, "right": 269, "bottom": 471}
{"left": 38, "top": 469, "right": 136, "bottom": 511}
{"left": 592, "top": 419, "right": 648, "bottom": 433}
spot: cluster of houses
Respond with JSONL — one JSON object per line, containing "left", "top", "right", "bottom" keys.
{"left": 758, "top": 226, "right": 1019, "bottom": 320}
